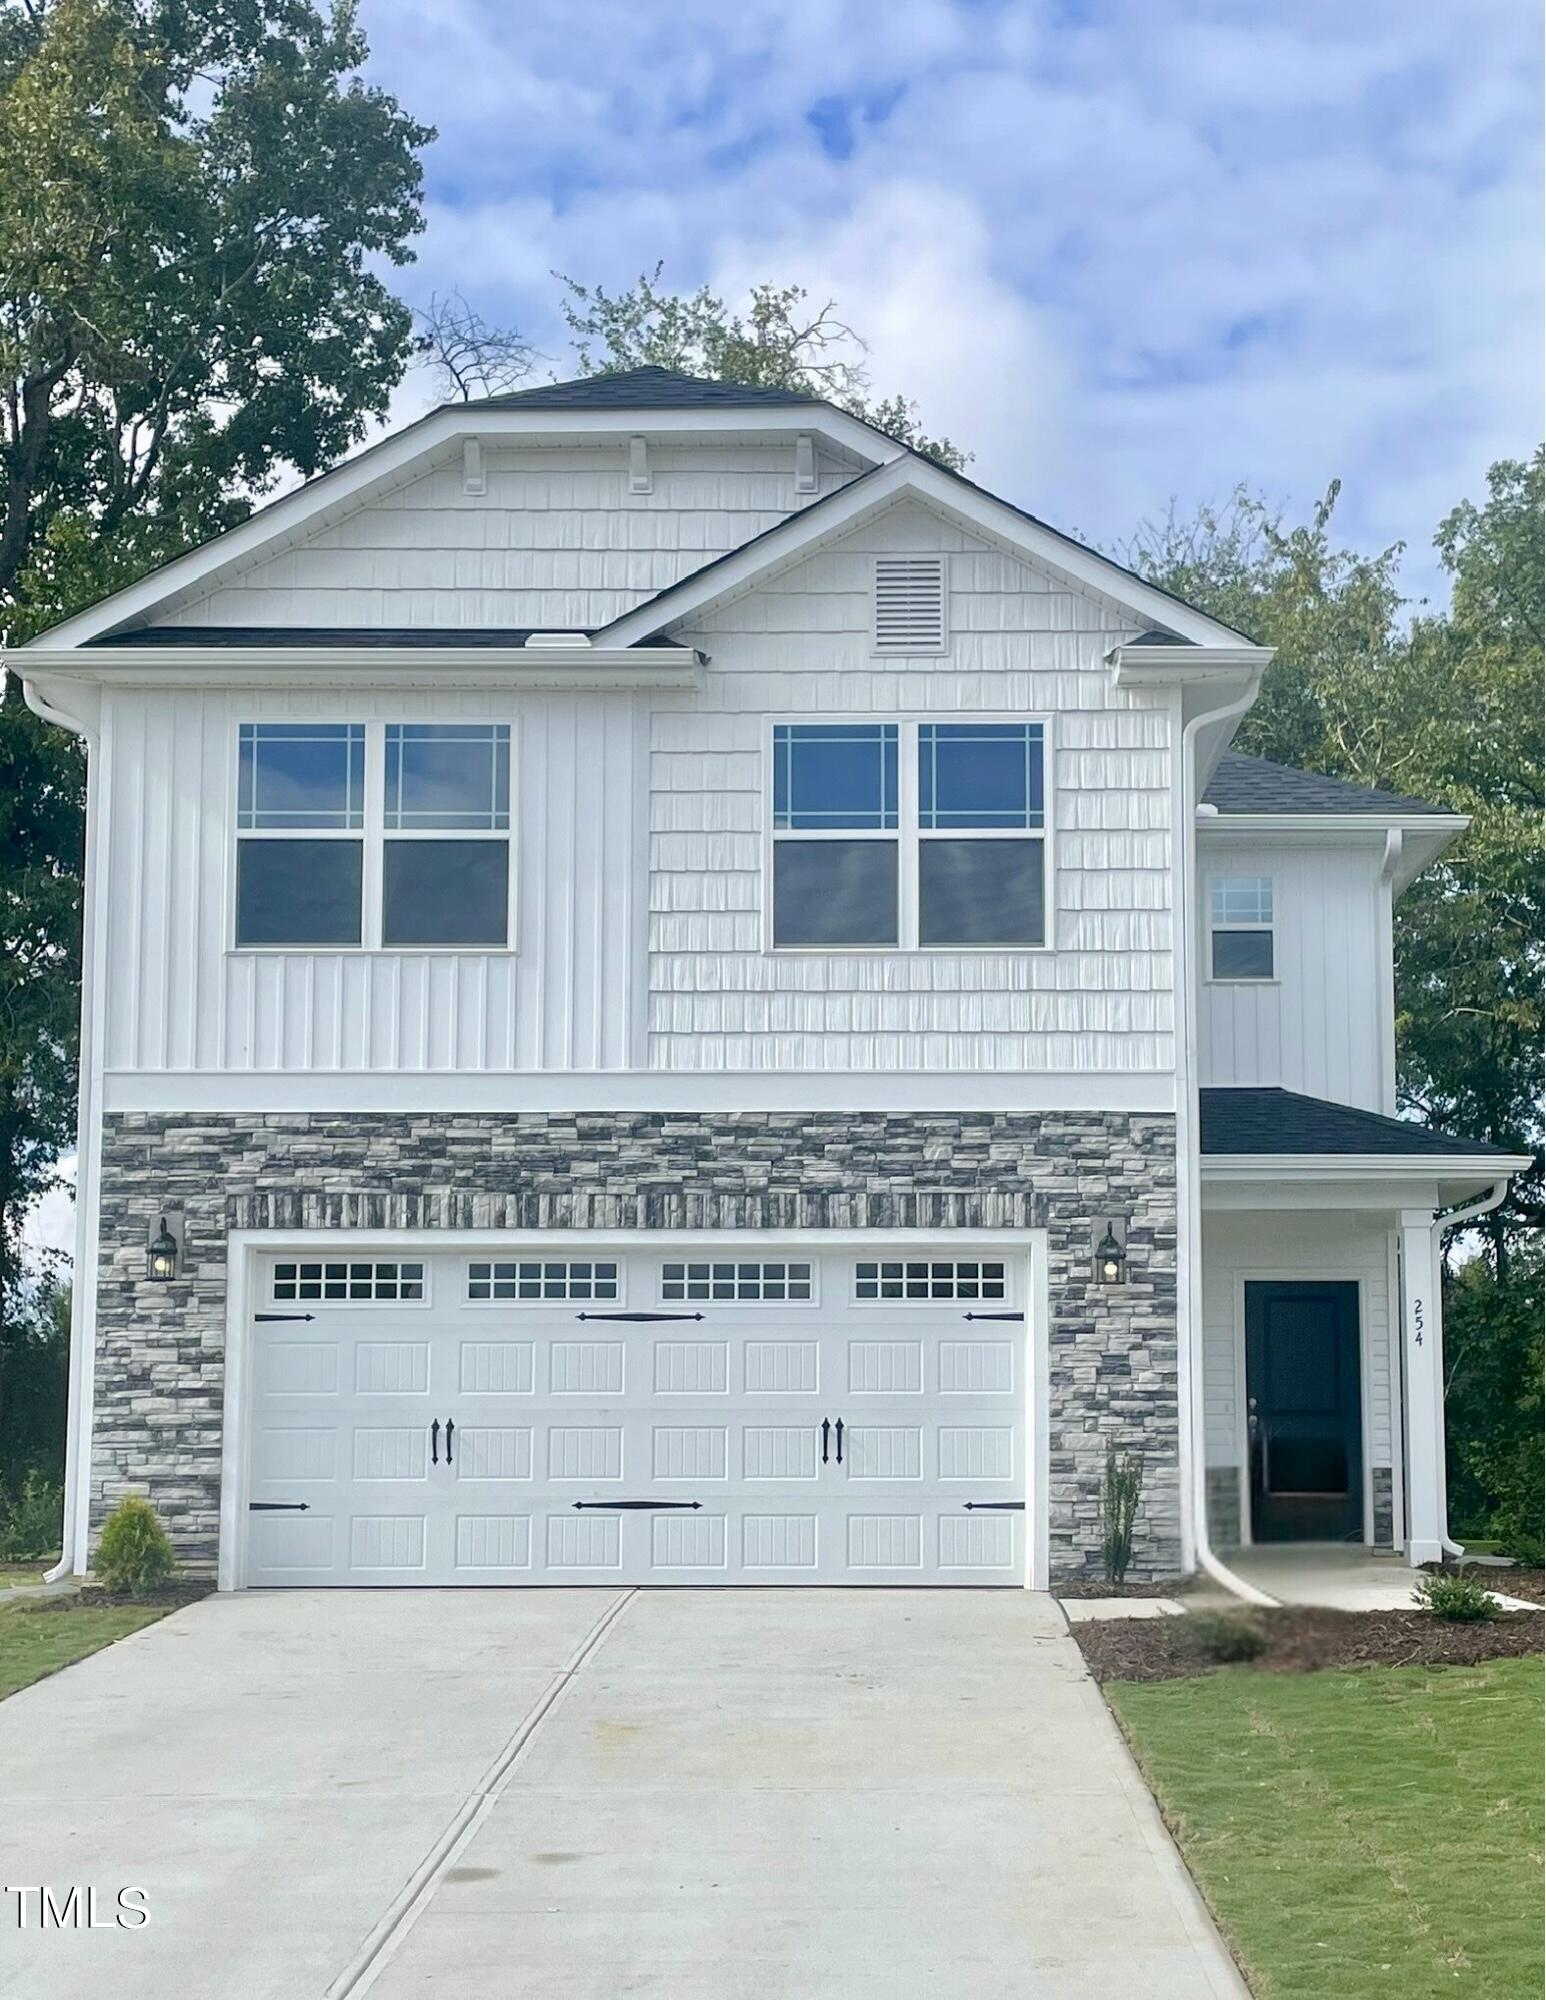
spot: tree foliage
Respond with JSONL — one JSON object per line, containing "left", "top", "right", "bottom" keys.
{"left": 555, "top": 265, "right": 968, "bottom": 469}
{"left": 0, "top": 0, "right": 430, "bottom": 1361}
{"left": 1129, "top": 455, "right": 1545, "bottom": 1256}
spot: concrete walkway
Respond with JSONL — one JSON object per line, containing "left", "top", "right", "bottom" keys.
{"left": 0, "top": 1590, "right": 1246, "bottom": 1999}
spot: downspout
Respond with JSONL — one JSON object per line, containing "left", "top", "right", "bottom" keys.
{"left": 1177, "top": 679, "right": 1278, "bottom": 1608}
{"left": 1428, "top": 1177, "right": 1511, "bottom": 1562}
{"left": 19, "top": 673, "right": 102, "bottom": 1582}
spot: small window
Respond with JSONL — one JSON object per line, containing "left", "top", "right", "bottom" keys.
{"left": 661, "top": 1261, "right": 813, "bottom": 1302}
{"left": 467, "top": 1260, "right": 619, "bottom": 1302}
{"left": 236, "top": 724, "right": 365, "bottom": 947}
{"left": 272, "top": 1259, "right": 424, "bottom": 1302}
{"left": 855, "top": 1259, "right": 1007, "bottom": 1301}
{"left": 1210, "top": 876, "right": 1274, "bottom": 980}
{"left": 382, "top": 724, "right": 511, "bottom": 947}
{"left": 772, "top": 725, "right": 899, "bottom": 947}
{"left": 873, "top": 555, "right": 946, "bottom": 652}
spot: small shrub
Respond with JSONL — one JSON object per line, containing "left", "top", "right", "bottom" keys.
{"left": 1100, "top": 1449, "right": 1143, "bottom": 1584}
{"left": 0, "top": 1471, "right": 63, "bottom": 1561}
{"left": 94, "top": 1497, "right": 176, "bottom": 1597}
{"left": 1413, "top": 1568, "right": 1497, "bottom": 1623}
{"left": 1185, "top": 1610, "right": 1268, "bottom": 1663}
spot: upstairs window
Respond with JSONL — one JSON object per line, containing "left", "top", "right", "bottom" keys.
{"left": 873, "top": 555, "right": 946, "bottom": 653}
{"left": 236, "top": 724, "right": 365, "bottom": 946}
{"left": 917, "top": 723, "right": 1044, "bottom": 947}
{"left": 383, "top": 725, "right": 511, "bottom": 947}
{"left": 772, "top": 723, "right": 899, "bottom": 947}
{"left": 770, "top": 720, "right": 1046, "bottom": 950}
{"left": 235, "top": 721, "right": 511, "bottom": 950}
{"left": 1210, "top": 876, "right": 1274, "bottom": 979}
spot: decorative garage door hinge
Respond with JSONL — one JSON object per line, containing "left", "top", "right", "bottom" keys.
{"left": 254, "top": 1312, "right": 317, "bottom": 1322}
{"left": 249, "top": 1501, "right": 311, "bottom": 1512}
{"left": 962, "top": 1501, "right": 1026, "bottom": 1511}
{"left": 961, "top": 1311, "right": 1024, "bottom": 1322}
{"left": 571, "top": 1500, "right": 704, "bottom": 1510}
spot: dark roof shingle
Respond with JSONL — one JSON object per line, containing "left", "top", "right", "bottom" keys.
{"left": 1204, "top": 752, "right": 1450, "bottom": 817}
{"left": 1201, "top": 1087, "right": 1516, "bottom": 1159}
{"left": 474, "top": 365, "right": 819, "bottom": 410}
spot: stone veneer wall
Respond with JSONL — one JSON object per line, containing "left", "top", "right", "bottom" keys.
{"left": 93, "top": 1110, "right": 1180, "bottom": 1579}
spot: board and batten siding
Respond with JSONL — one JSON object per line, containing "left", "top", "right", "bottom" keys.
{"left": 1201, "top": 1209, "right": 1395, "bottom": 1475}
{"left": 157, "top": 441, "right": 859, "bottom": 633}
{"left": 1197, "top": 836, "right": 1388, "bottom": 1111}
{"left": 648, "top": 502, "right": 1175, "bottom": 1075}
{"left": 95, "top": 498, "right": 1180, "bottom": 1083}
{"left": 97, "top": 684, "right": 647, "bottom": 1075}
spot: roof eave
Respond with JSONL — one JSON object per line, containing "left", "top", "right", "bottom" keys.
{"left": 20, "top": 645, "right": 704, "bottom": 691}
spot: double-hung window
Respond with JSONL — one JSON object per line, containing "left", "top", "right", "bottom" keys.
{"left": 770, "top": 720, "right": 1046, "bottom": 949}
{"left": 236, "top": 724, "right": 366, "bottom": 946}
{"left": 1209, "top": 875, "right": 1274, "bottom": 979}
{"left": 383, "top": 724, "right": 510, "bottom": 946}
{"left": 235, "top": 722, "right": 511, "bottom": 949}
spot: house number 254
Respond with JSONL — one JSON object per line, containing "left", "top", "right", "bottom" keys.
{"left": 1412, "top": 1298, "right": 1425, "bottom": 1346}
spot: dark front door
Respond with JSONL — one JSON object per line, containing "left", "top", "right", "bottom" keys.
{"left": 1245, "top": 1281, "right": 1362, "bottom": 1542}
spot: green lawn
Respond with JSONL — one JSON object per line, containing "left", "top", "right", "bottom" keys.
{"left": 0, "top": 1599, "right": 169, "bottom": 1700}
{"left": 0, "top": 1562, "right": 52, "bottom": 1590}
{"left": 1109, "top": 1657, "right": 1543, "bottom": 1999}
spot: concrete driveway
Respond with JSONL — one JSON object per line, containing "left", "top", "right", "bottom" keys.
{"left": 0, "top": 1590, "right": 1244, "bottom": 1999}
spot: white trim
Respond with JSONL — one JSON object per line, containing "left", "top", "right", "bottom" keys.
{"left": 1204, "top": 1153, "right": 1528, "bottom": 1181}
{"left": 99, "top": 1069, "right": 1178, "bottom": 1114}
{"left": 1385, "top": 1228, "right": 1406, "bottom": 1550}
{"left": 26, "top": 405, "right": 899, "bottom": 651}
{"left": 220, "top": 1226, "right": 1044, "bottom": 1591}
{"left": 21, "top": 650, "right": 703, "bottom": 689}
{"left": 1199, "top": 812, "right": 1469, "bottom": 836}
{"left": 600, "top": 455, "right": 1259, "bottom": 653}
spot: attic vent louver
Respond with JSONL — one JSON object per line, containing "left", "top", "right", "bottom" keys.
{"left": 873, "top": 555, "right": 946, "bottom": 653}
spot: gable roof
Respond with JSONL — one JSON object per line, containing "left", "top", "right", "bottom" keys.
{"left": 1203, "top": 753, "right": 1451, "bottom": 818}
{"left": 1200, "top": 1087, "right": 1520, "bottom": 1162}
{"left": 595, "top": 454, "right": 1263, "bottom": 653}
{"left": 475, "top": 364, "right": 820, "bottom": 410}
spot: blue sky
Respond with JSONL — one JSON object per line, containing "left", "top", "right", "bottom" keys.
{"left": 357, "top": 0, "right": 1543, "bottom": 604}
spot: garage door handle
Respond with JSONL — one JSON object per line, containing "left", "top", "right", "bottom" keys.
{"left": 821, "top": 1418, "right": 830, "bottom": 1464}
{"left": 445, "top": 1418, "right": 454, "bottom": 1465}
{"left": 430, "top": 1418, "right": 440, "bottom": 1466}
{"left": 835, "top": 1419, "right": 844, "bottom": 1465}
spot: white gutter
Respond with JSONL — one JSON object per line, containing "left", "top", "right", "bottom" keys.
{"left": 1429, "top": 1178, "right": 1512, "bottom": 1561}
{"left": 18, "top": 673, "right": 103, "bottom": 1581}
{"left": 1177, "top": 678, "right": 1279, "bottom": 1609}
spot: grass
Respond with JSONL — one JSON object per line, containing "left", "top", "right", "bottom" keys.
{"left": 0, "top": 1563, "right": 51, "bottom": 1590}
{"left": 0, "top": 1598, "right": 169, "bottom": 1701}
{"left": 1109, "top": 1657, "right": 1544, "bottom": 1999}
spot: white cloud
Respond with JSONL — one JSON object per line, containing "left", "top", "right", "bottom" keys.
{"left": 356, "top": 0, "right": 1542, "bottom": 598}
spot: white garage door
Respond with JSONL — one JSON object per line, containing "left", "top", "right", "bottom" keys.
{"left": 244, "top": 1245, "right": 1027, "bottom": 1586}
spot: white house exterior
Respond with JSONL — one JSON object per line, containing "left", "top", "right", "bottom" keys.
{"left": 21, "top": 367, "right": 1524, "bottom": 1592}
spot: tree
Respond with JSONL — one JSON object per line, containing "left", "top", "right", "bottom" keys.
{"left": 414, "top": 291, "right": 534, "bottom": 403}
{"left": 556, "top": 266, "right": 968, "bottom": 469}
{"left": 1129, "top": 460, "right": 1544, "bottom": 1258}
{"left": 0, "top": 0, "right": 431, "bottom": 1358}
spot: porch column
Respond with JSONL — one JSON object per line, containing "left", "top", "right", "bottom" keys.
{"left": 1399, "top": 1207, "right": 1443, "bottom": 1566}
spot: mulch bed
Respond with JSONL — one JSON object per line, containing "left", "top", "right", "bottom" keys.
{"left": 17, "top": 1581, "right": 213, "bottom": 1615}
{"left": 1071, "top": 1606, "right": 1544, "bottom": 1684}
{"left": 1479, "top": 1566, "right": 1544, "bottom": 1605}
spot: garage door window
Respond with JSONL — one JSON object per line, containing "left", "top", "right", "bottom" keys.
{"left": 272, "top": 1259, "right": 425, "bottom": 1303}
{"left": 467, "top": 1260, "right": 620, "bottom": 1302}
{"left": 855, "top": 1259, "right": 1007, "bottom": 1301}
{"left": 661, "top": 1260, "right": 814, "bottom": 1302}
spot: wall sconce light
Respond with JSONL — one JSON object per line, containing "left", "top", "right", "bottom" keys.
{"left": 146, "top": 1210, "right": 184, "bottom": 1283}
{"left": 1093, "top": 1218, "right": 1127, "bottom": 1286}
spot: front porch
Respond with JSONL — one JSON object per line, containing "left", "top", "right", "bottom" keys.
{"left": 1198, "top": 1086, "right": 1529, "bottom": 1569}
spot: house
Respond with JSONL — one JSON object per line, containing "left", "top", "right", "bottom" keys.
{"left": 20, "top": 366, "right": 1526, "bottom": 1592}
